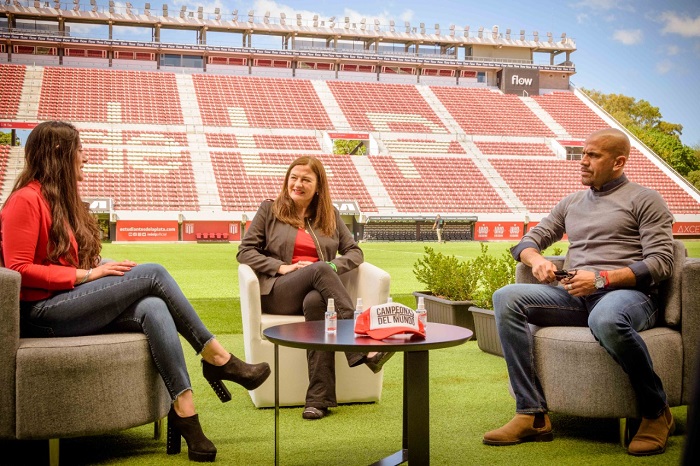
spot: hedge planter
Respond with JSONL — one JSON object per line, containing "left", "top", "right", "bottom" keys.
{"left": 468, "top": 306, "right": 503, "bottom": 357}
{"left": 412, "top": 291, "right": 476, "bottom": 340}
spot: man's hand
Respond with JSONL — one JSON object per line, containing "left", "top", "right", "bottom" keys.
{"left": 560, "top": 270, "right": 596, "bottom": 297}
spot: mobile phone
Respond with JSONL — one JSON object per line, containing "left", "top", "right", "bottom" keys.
{"left": 554, "top": 269, "right": 571, "bottom": 279}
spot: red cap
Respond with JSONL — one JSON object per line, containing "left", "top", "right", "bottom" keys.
{"left": 354, "top": 303, "right": 426, "bottom": 340}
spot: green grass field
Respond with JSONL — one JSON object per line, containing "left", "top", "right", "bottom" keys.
{"left": 4, "top": 240, "right": 696, "bottom": 465}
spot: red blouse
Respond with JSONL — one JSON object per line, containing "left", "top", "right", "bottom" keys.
{"left": 291, "top": 228, "right": 319, "bottom": 264}
{"left": 0, "top": 181, "right": 77, "bottom": 301}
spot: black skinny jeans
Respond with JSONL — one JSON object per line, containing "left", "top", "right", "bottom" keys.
{"left": 260, "top": 261, "right": 365, "bottom": 408}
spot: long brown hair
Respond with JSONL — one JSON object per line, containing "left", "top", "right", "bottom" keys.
{"left": 272, "top": 156, "right": 336, "bottom": 236}
{"left": 7, "top": 121, "right": 101, "bottom": 268}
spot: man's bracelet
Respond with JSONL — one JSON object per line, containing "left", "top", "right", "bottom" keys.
{"left": 79, "top": 268, "right": 92, "bottom": 284}
{"left": 326, "top": 261, "right": 338, "bottom": 273}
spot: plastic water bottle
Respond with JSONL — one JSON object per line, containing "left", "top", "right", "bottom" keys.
{"left": 354, "top": 297, "right": 363, "bottom": 329}
{"left": 325, "top": 298, "right": 337, "bottom": 334}
{"left": 416, "top": 296, "right": 428, "bottom": 327}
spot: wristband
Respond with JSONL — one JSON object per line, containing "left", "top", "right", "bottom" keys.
{"left": 600, "top": 270, "right": 610, "bottom": 287}
{"left": 79, "top": 268, "right": 92, "bottom": 285}
{"left": 326, "top": 261, "right": 338, "bottom": 273}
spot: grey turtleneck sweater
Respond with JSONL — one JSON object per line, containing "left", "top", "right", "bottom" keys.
{"left": 512, "top": 174, "right": 675, "bottom": 291}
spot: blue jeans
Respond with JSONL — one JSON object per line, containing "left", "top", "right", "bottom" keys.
{"left": 20, "top": 263, "right": 214, "bottom": 401}
{"left": 493, "top": 283, "right": 667, "bottom": 419}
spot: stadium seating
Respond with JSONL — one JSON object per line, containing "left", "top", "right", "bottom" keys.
{"left": 532, "top": 91, "right": 609, "bottom": 139}
{"left": 383, "top": 139, "right": 466, "bottom": 154}
{"left": 430, "top": 87, "right": 554, "bottom": 137}
{"left": 0, "top": 62, "right": 698, "bottom": 220}
{"left": 327, "top": 81, "right": 447, "bottom": 133}
{"left": 475, "top": 141, "right": 556, "bottom": 157}
{"left": 0, "top": 144, "right": 9, "bottom": 184}
{"left": 191, "top": 74, "right": 334, "bottom": 129}
{"left": 0, "top": 64, "right": 25, "bottom": 119}
{"left": 369, "top": 154, "right": 510, "bottom": 213}
{"left": 38, "top": 67, "right": 184, "bottom": 125}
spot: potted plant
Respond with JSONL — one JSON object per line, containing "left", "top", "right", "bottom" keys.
{"left": 412, "top": 246, "right": 481, "bottom": 334}
{"left": 466, "top": 246, "right": 517, "bottom": 357}
{"left": 412, "top": 244, "right": 516, "bottom": 349}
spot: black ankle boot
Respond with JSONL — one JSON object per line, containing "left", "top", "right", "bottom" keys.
{"left": 202, "top": 353, "right": 271, "bottom": 402}
{"left": 167, "top": 407, "right": 217, "bottom": 462}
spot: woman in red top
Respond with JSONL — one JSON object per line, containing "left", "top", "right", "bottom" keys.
{"left": 237, "top": 156, "right": 394, "bottom": 420}
{"left": 0, "top": 121, "right": 270, "bottom": 462}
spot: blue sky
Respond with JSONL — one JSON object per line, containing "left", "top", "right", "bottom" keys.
{"left": 71, "top": 1, "right": 700, "bottom": 146}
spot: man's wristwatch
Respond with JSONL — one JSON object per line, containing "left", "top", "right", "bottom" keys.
{"left": 594, "top": 271, "right": 608, "bottom": 290}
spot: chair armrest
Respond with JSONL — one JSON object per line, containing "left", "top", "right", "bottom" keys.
{"left": 682, "top": 258, "right": 700, "bottom": 405}
{"left": 238, "top": 264, "right": 263, "bottom": 344}
{"left": 515, "top": 256, "right": 565, "bottom": 284}
{"left": 0, "top": 267, "right": 21, "bottom": 438}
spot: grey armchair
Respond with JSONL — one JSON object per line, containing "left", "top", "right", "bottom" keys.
{"left": 514, "top": 240, "right": 699, "bottom": 443}
{"left": 0, "top": 265, "right": 171, "bottom": 466}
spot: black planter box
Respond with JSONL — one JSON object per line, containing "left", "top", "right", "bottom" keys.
{"left": 412, "top": 291, "right": 476, "bottom": 340}
{"left": 469, "top": 306, "right": 503, "bottom": 357}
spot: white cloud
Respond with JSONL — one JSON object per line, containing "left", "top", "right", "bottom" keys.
{"left": 656, "top": 59, "right": 673, "bottom": 74}
{"left": 612, "top": 29, "right": 642, "bottom": 45}
{"left": 660, "top": 12, "right": 700, "bottom": 38}
{"left": 667, "top": 44, "right": 680, "bottom": 56}
{"left": 576, "top": 13, "right": 589, "bottom": 24}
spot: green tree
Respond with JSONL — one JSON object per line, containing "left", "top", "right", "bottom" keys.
{"left": 333, "top": 139, "right": 367, "bottom": 155}
{"left": 0, "top": 132, "right": 12, "bottom": 145}
{"left": 581, "top": 88, "right": 699, "bottom": 181}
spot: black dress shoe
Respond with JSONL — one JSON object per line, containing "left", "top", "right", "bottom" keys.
{"left": 202, "top": 353, "right": 271, "bottom": 402}
{"left": 167, "top": 407, "right": 217, "bottom": 462}
{"left": 365, "top": 352, "right": 395, "bottom": 374}
{"left": 302, "top": 407, "right": 329, "bottom": 420}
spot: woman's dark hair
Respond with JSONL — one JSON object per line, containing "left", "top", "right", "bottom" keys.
{"left": 8, "top": 120, "right": 101, "bottom": 268}
{"left": 272, "top": 156, "right": 336, "bottom": 236}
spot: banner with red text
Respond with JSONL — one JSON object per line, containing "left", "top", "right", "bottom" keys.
{"left": 182, "top": 221, "right": 240, "bottom": 241}
{"left": 673, "top": 222, "right": 700, "bottom": 236}
{"left": 474, "top": 222, "right": 525, "bottom": 240}
{"left": 116, "top": 220, "right": 179, "bottom": 241}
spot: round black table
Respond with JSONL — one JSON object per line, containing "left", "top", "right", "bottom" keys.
{"left": 263, "top": 320, "right": 473, "bottom": 465}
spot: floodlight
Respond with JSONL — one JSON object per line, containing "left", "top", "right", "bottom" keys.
{"left": 297, "top": 14, "right": 302, "bottom": 26}
{"left": 533, "top": 31, "right": 539, "bottom": 41}
{"left": 162, "top": 4, "right": 167, "bottom": 17}
{"left": 264, "top": 11, "right": 270, "bottom": 24}
{"left": 478, "top": 26, "right": 483, "bottom": 38}
{"left": 520, "top": 29, "right": 525, "bottom": 40}
{"left": 464, "top": 25, "right": 470, "bottom": 37}
{"left": 492, "top": 25, "right": 498, "bottom": 39}
{"left": 505, "top": 28, "right": 510, "bottom": 40}
{"left": 547, "top": 32, "right": 553, "bottom": 43}
{"left": 248, "top": 10, "right": 254, "bottom": 22}
{"left": 232, "top": 9, "right": 238, "bottom": 21}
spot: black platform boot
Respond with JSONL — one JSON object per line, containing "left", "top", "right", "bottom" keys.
{"left": 166, "top": 407, "right": 217, "bottom": 462}
{"left": 202, "top": 353, "right": 271, "bottom": 402}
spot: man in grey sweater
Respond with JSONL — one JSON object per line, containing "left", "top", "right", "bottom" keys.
{"left": 483, "top": 128, "right": 675, "bottom": 456}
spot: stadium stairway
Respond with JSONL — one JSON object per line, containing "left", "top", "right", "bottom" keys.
{"left": 175, "top": 74, "right": 204, "bottom": 127}
{"left": 520, "top": 96, "right": 569, "bottom": 139}
{"left": 414, "top": 85, "right": 464, "bottom": 135}
{"left": 16, "top": 65, "right": 42, "bottom": 122}
{"left": 310, "top": 80, "right": 351, "bottom": 131}
{"left": 350, "top": 156, "right": 395, "bottom": 214}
